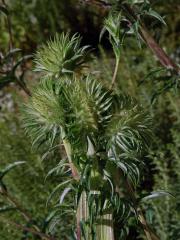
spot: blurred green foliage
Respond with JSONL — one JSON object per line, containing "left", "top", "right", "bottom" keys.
{"left": 0, "top": 0, "right": 104, "bottom": 52}
{"left": 0, "top": 93, "right": 73, "bottom": 239}
{"left": 0, "top": 0, "right": 180, "bottom": 239}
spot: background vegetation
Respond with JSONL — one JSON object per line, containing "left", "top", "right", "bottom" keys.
{"left": 0, "top": 0, "right": 179, "bottom": 239}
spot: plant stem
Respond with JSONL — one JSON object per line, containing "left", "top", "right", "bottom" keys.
{"left": 3, "top": 190, "right": 32, "bottom": 222}
{"left": 1, "top": 188, "right": 44, "bottom": 235}
{"left": 77, "top": 191, "right": 115, "bottom": 240}
{"left": 76, "top": 191, "right": 88, "bottom": 240}
{"left": 85, "top": 0, "right": 180, "bottom": 75}
{"left": 125, "top": 177, "right": 159, "bottom": 240}
{"left": 60, "top": 133, "right": 81, "bottom": 237}
{"left": 137, "top": 207, "right": 159, "bottom": 240}
{"left": 2, "top": 0, "right": 13, "bottom": 51}
{"left": 63, "top": 138, "right": 80, "bottom": 181}
{"left": 0, "top": 216, "right": 56, "bottom": 240}
{"left": 120, "top": 3, "right": 180, "bottom": 75}
{"left": 16, "top": 78, "right": 32, "bottom": 96}
{"left": 1, "top": 0, "right": 32, "bottom": 96}
{"left": 115, "top": 169, "right": 159, "bottom": 240}
{"left": 97, "top": 213, "right": 115, "bottom": 240}
{"left": 111, "top": 57, "right": 120, "bottom": 89}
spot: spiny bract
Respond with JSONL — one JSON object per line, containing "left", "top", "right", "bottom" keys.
{"left": 35, "top": 32, "right": 89, "bottom": 77}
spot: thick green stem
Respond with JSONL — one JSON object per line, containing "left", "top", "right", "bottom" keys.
{"left": 96, "top": 213, "right": 114, "bottom": 240}
{"left": 2, "top": 189, "right": 42, "bottom": 233}
{"left": 77, "top": 191, "right": 115, "bottom": 240}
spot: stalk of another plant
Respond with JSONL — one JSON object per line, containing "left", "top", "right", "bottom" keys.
{"left": 63, "top": 138, "right": 80, "bottom": 180}
{"left": 111, "top": 58, "right": 120, "bottom": 89}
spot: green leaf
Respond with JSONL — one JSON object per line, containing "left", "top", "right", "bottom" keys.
{"left": 147, "top": 9, "right": 166, "bottom": 25}
{"left": 44, "top": 159, "right": 70, "bottom": 182}
{"left": 0, "top": 6, "right": 9, "bottom": 15}
{"left": 12, "top": 55, "right": 33, "bottom": 74}
{"left": 99, "top": 27, "right": 106, "bottom": 42}
{"left": 0, "top": 161, "right": 25, "bottom": 180}
{"left": 139, "top": 67, "right": 165, "bottom": 85}
{"left": 141, "top": 191, "right": 173, "bottom": 202}
{"left": 145, "top": 208, "right": 154, "bottom": 224}
{"left": 80, "top": 220, "right": 89, "bottom": 240}
{"left": 0, "top": 206, "right": 17, "bottom": 213}
{"left": 46, "top": 179, "right": 72, "bottom": 206}
{"left": 42, "top": 209, "right": 61, "bottom": 231}
{"left": 59, "top": 187, "right": 71, "bottom": 204}
{"left": 3, "top": 49, "right": 22, "bottom": 63}
{"left": 132, "top": 21, "right": 142, "bottom": 48}
{"left": 103, "top": 12, "right": 122, "bottom": 59}
{"left": 87, "top": 137, "right": 95, "bottom": 157}
{"left": 0, "top": 76, "right": 15, "bottom": 89}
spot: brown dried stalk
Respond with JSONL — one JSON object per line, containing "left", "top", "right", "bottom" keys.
{"left": 84, "top": 0, "right": 180, "bottom": 75}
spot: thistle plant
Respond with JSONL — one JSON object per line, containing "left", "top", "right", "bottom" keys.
{"left": 22, "top": 25, "right": 170, "bottom": 239}
{"left": 35, "top": 33, "right": 89, "bottom": 77}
